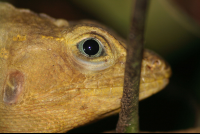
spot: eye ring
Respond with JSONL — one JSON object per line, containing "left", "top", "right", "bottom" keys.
{"left": 77, "top": 38, "right": 103, "bottom": 58}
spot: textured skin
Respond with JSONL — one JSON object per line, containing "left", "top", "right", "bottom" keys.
{"left": 0, "top": 2, "right": 171, "bottom": 133}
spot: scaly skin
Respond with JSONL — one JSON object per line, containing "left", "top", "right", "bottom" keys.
{"left": 0, "top": 2, "right": 171, "bottom": 133}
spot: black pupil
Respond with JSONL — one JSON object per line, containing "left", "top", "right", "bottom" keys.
{"left": 83, "top": 39, "right": 99, "bottom": 56}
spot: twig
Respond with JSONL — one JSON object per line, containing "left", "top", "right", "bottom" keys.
{"left": 116, "top": 0, "right": 149, "bottom": 133}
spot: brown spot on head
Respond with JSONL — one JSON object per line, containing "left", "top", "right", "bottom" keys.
{"left": 3, "top": 70, "right": 24, "bottom": 105}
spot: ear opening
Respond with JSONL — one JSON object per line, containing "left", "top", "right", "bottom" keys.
{"left": 3, "top": 70, "right": 24, "bottom": 104}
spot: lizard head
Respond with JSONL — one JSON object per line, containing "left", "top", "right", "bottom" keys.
{"left": 0, "top": 2, "right": 171, "bottom": 132}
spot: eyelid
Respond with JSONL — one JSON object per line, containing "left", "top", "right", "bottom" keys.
{"left": 68, "top": 35, "right": 115, "bottom": 72}
{"left": 64, "top": 26, "right": 120, "bottom": 72}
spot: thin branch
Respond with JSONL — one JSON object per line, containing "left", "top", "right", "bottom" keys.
{"left": 116, "top": 0, "right": 149, "bottom": 133}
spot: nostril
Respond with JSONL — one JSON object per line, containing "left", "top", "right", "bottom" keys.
{"left": 3, "top": 70, "right": 24, "bottom": 104}
{"left": 146, "top": 65, "right": 152, "bottom": 70}
{"left": 152, "top": 60, "right": 160, "bottom": 65}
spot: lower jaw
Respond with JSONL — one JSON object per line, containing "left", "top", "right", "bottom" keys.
{"left": 139, "top": 78, "right": 169, "bottom": 100}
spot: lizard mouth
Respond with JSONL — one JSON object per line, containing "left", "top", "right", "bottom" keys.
{"left": 139, "top": 78, "right": 169, "bottom": 100}
{"left": 138, "top": 49, "right": 172, "bottom": 100}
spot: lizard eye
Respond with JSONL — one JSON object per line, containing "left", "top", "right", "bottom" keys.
{"left": 77, "top": 38, "right": 103, "bottom": 58}
{"left": 65, "top": 26, "right": 124, "bottom": 72}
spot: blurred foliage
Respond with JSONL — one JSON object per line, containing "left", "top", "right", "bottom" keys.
{"left": 71, "top": 0, "right": 200, "bottom": 58}
{"left": 71, "top": 0, "right": 132, "bottom": 39}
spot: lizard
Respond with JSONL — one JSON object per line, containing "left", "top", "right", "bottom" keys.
{"left": 0, "top": 2, "right": 171, "bottom": 133}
